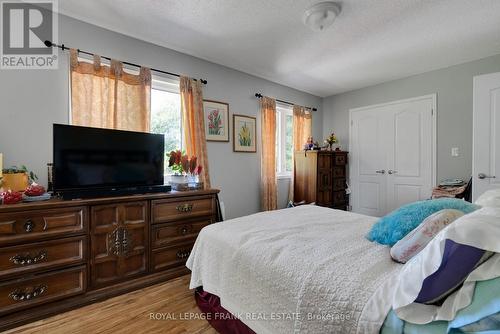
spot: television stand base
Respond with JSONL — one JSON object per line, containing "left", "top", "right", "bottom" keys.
{"left": 58, "top": 185, "right": 172, "bottom": 200}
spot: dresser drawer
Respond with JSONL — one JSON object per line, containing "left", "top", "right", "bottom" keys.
{"left": 334, "top": 153, "right": 348, "bottom": 166}
{"left": 332, "top": 166, "right": 346, "bottom": 178}
{"left": 333, "top": 190, "right": 347, "bottom": 205}
{"left": 152, "top": 196, "right": 215, "bottom": 223}
{"left": 0, "top": 265, "right": 86, "bottom": 316}
{"left": 0, "top": 237, "right": 86, "bottom": 280}
{"left": 152, "top": 218, "right": 212, "bottom": 249}
{"left": 332, "top": 178, "right": 346, "bottom": 191}
{"left": 0, "top": 207, "right": 87, "bottom": 246}
{"left": 151, "top": 241, "right": 194, "bottom": 272}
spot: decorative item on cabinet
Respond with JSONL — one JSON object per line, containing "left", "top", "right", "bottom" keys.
{"left": 324, "top": 132, "right": 339, "bottom": 151}
{"left": 0, "top": 165, "right": 37, "bottom": 192}
{"left": 303, "top": 136, "right": 320, "bottom": 150}
{"left": 166, "top": 150, "right": 204, "bottom": 190}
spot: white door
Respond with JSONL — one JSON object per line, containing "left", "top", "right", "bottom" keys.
{"left": 350, "top": 107, "right": 388, "bottom": 217}
{"left": 385, "top": 99, "right": 434, "bottom": 212}
{"left": 350, "top": 95, "right": 436, "bottom": 216}
{"left": 473, "top": 72, "right": 500, "bottom": 200}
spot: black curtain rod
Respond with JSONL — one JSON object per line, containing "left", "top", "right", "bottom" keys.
{"left": 44, "top": 40, "right": 208, "bottom": 85}
{"left": 254, "top": 93, "right": 317, "bottom": 112}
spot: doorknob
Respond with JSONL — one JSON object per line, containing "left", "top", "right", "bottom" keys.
{"left": 375, "top": 170, "right": 385, "bottom": 174}
{"left": 388, "top": 170, "right": 398, "bottom": 175}
{"left": 478, "top": 173, "right": 496, "bottom": 179}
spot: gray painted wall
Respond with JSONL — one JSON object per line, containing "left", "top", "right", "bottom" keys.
{"left": 0, "top": 15, "right": 323, "bottom": 219}
{"left": 322, "top": 54, "right": 500, "bottom": 182}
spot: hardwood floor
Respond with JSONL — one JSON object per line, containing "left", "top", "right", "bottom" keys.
{"left": 4, "top": 275, "right": 217, "bottom": 334}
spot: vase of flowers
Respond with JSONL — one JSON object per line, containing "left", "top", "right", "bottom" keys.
{"left": 324, "top": 132, "right": 338, "bottom": 151}
{"left": 167, "top": 150, "right": 203, "bottom": 190}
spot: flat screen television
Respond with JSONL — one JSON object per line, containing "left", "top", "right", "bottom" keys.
{"left": 53, "top": 124, "right": 166, "bottom": 198}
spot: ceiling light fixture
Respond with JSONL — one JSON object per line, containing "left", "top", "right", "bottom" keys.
{"left": 303, "top": 1, "right": 341, "bottom": 32}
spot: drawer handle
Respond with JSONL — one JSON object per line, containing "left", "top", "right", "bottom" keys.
{"left": 180, "top": 226, "right": 189, "bottom": 235}
{"left": 176, "top": 250, "right": 191, "bottom": 259}
{"left": 24, "top": 220, "right": 35, "bottom": 233}
{"left": 9, "top": 285, "right": 47, "bottom": 302}
{"left": 10, "top": 250, "right": 47, "bottom": 266}
{"left": 176, "top": 204, "right": 193, "bottom": 213}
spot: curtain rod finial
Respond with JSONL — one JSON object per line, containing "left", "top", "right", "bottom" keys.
{"left": 44, "top": 40, "right": 53, "bottom": 47}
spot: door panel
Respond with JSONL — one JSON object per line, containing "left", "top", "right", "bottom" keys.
{"left": 359, "top": 182, "right": 381, "bottom": 211}
{"left": 473, "top": 72, "right": 500, "bottom": 200}
{"left": 90, "top": 202, "right": 148, "bottom": 287}
{"left": 386, "top": 99, "right": 433, "bottom": 212}
{"left": 394, "top": 184, "right": 421, "bottom": 209}
{"left": 351, "top": 112, "right": 387, "bottom": 216}
{"left": 394, "top": 110, "right": 421, "bottom": 177}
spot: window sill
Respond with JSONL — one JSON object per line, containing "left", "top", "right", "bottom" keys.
{"left": 277, "top": 174, "right": 292, "bottom": 180}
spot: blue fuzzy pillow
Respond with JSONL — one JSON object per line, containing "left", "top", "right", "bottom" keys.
{"left": 366, "top": 198, "right": 480, "bottom": 246}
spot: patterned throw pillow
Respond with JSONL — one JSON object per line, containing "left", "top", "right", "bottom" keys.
{"left": 390, "top": 209, "right": 464, "bottom": 263}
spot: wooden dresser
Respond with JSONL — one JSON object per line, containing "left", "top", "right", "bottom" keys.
{"left": 294, "top": 151, "right": 349, "bottom": 210}
{"left": 0, "top": 189, "right": 219, "bottom": 331}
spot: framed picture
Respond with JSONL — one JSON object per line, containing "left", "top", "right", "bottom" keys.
{"left": 203, "top": 100, "right": 229, "bottom": 142}
{"left": 233, "top": 114, "right": 257, "bottom": 153}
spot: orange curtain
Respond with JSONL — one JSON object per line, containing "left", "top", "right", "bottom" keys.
{"left": 70, "top": 49, "right": 151, "bottom": 132}
{"left": 260, "top": 96, "right": 277, "bottom": 211}
{"left": 293, "top": 105, "right": 312, "bottom": 151}
{"left": 289, "top": 105, "right": 312, "bottom": 202}
{"left": 180, "top": 76, "right": 211, "bottom": 189}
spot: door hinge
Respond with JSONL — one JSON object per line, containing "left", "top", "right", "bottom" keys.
{"left": 351, "top": 120, "right": 353, "bottom": 126}
{"left": 431, "top": 109, "right": 434, "bottom": 115}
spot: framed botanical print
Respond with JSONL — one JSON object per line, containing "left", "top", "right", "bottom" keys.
{"left": 203, "top": 100, "right": 229, "bottom": 142}
{"left": 233, "top": 114, "right": 257, "bottom": 153}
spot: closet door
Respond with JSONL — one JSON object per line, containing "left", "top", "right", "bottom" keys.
{"left": 473, "top": 72, "right": 500, "bottom": 200}
{"left": 350, "top": 108, "right": 389, "bottom": 216}
{"left": 350, "top": 95, "right": 435, "bottom": 216}
{"left": 385, "top": 98, "right": 434, "bottom": 212}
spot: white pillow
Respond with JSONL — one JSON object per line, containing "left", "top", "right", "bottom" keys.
{"left": 475, "top": 188, "right": 500, "bottom": 207}
{"left": 390, "top": 209, "right": 464, "bottom": 263}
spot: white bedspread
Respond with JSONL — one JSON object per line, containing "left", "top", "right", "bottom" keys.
{"left": 187, "top": 205, "right": 402, "bottom": 334}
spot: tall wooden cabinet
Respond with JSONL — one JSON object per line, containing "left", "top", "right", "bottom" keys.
{"left": 294, "top": 151, "right": 349, "bottom": 210}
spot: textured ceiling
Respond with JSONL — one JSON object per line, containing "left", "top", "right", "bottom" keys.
{"left": 59, "top": 0, "right": 500, "bottom": 97}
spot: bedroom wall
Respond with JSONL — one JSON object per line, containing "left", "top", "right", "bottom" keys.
{"left": 0, "top": 14, "right": 323, "bottom": 219}
{"left": 322, "top": 54, "right": 500, "bottom": 182}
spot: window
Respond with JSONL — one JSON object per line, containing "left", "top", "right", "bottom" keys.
{"left": 276, "top": 104, "right": 294, "bottom": 177}
{"left": 150, "top": 78, "right": 182, "bottom": 174}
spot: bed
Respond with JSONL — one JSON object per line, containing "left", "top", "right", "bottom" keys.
{"left": 187, "top": 205, "right": 402, "bottom": 333}
{"left": 186, "top": 205, "right": 500, "bottom": 334}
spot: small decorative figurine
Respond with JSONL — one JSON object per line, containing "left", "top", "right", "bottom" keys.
{"left": 304, "top": 136, "right": 315, "bottom": 150}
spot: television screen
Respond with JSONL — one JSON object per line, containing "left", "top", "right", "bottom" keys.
{"left": 53, "top": 124, "right": 165, "bottom": 191}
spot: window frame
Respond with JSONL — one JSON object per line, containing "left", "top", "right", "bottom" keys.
{"left": 151, "top": 75, "right": 182, "bottom": 151}
{"left": 150, "top": 75, "right": 182, "bottom": 176}
{"left": 276, "top": 104, "right": 293, "bottom": 179}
